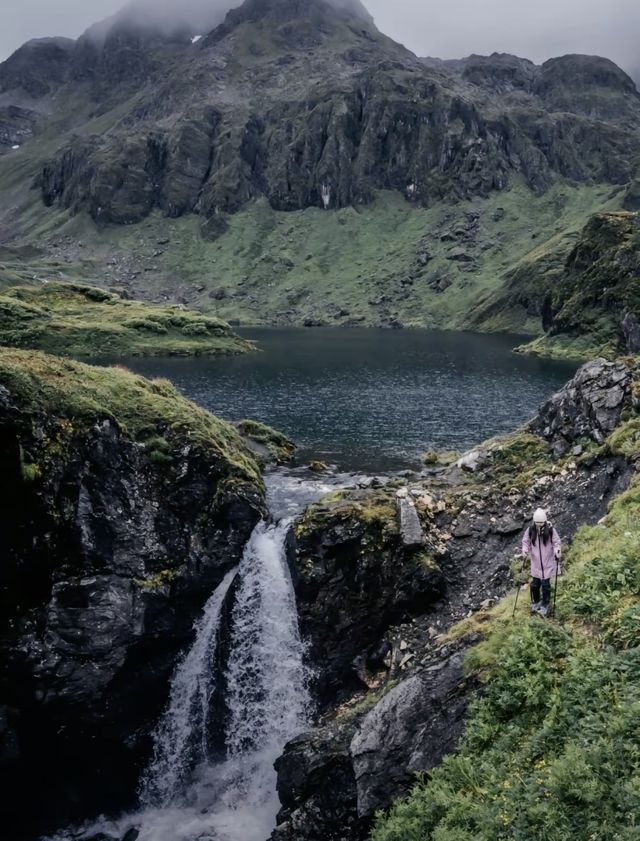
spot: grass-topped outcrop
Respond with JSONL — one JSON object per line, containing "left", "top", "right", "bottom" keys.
{"left": 272, "top": 357, "right": 640, "bottom": 841}
{"left": 466, "top": 210, "right": 640, "bottom": 359}
{"left": 513, "top": 212, "right": 640, "bottom": 359}
{"left": 0, "top": 282, "right": 253, "bottom": 357}
{"left": 0, "top": 347, "right": 265, "bottom": 835}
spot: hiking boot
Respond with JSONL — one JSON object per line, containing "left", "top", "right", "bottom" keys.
{"left": 538, "top": 605, "right": 549, "bottom": 618}
{"left": 530, "top": 602, "right": 542, "bottom": 614}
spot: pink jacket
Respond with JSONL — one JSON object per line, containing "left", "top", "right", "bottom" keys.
{"left": 522, "top": 526, "right": 562, "bottom": 580}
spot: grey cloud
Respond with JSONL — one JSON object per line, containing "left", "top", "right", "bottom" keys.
{"left": 1, "top": 0, "right": 639, "bottom": 79}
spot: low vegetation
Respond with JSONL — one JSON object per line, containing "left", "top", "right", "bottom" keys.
{"left": 1, "top": 347, "right": 261, "bottom": 482}
{"left": 372, "top": 406, "right": 640, "bottom": 841}
{"left": 0, "top": 282, "right": 253, "bottom": 358}
{"left": 234, "top": 419, "right": 296, "bottom": 465}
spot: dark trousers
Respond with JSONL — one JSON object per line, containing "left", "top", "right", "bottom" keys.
{"left": 531, "top": 577, "right": 551, "bottom": 606}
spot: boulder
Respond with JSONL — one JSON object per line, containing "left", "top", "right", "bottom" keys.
{"left": 273, "top": 648, "right": 473, "bottom": 841}
{"left": 530, "top": 358, "right": 634, "bottom": 455}
{"left": 396, "top": 490, "right": 424, "bottom": 548}
{"left": 350, "top": 652, "right": 469, "bottom": 817}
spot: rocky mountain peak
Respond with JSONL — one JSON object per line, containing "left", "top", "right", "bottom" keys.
{"left": 205, "top": 0, "right": 377, "bottom": 44}
{"left": 0, "top": 37, "right": 75, "bottom": 96}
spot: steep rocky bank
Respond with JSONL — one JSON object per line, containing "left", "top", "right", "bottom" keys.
{"left": 471, "top": 210, "right": 640, "bottom": 360}
{"left": 0, "top": 349, "right": 265, "bottom": 839}
{"left": 272, "top": 356, "right": 639, "bottom": 840}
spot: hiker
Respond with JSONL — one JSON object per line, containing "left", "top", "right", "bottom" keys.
{"left": 521, "top": 508, "right": 562, "bottom": 617}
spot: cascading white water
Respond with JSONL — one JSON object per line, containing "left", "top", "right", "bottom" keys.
{"left": 139, "top": 568, "right": 238, "bottom": 808}
{"left": 208, "top": 519, "right": 311, "bottom": 821}
{"left": 52, "top": 472, "right": 341, "bottom": 841}
{"left": 134, "top": 518, "right": 311, "bottom": 841}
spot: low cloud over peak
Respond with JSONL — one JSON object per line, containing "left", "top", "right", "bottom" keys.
{"left": 1, "top": 0, "right": 639, "bottom": 83}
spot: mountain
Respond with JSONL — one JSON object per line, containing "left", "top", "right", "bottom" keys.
{"left": 0, "top": 0, "right": 639, "bottom": 350}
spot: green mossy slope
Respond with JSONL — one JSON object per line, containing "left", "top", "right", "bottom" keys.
{"left": 0, "top": 282, "right": 254, "bottom": 358}
{"left": 372, "top": 380, "right": 640, "bottom": 841}
{"left": 0, "top": 347, "right": 261, "bottom": 482}
{"left": 516, "top": 212, "right": 640, "bottom": 360}
{"left": 0, "top": 180, "right": 620, "bottom": 334}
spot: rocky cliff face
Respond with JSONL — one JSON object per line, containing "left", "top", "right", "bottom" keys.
{"left": 272, "top": 357, "right": 638, "bottom": 840}
{"left": 0, "top": 349, "right": 264, "bottom": 839}
{"left": 1, "top": 0, "right": 639, "bottom": 224}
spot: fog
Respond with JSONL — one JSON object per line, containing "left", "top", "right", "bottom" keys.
{"left": 1, "top": 0, "right": 638, "bottom": 80}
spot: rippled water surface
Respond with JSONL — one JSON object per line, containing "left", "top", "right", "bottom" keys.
{"left": 121, "top": 328, "right": 578, "bottom": 472}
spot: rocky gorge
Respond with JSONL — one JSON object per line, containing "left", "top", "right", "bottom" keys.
{"left": 0, "top": 343, "right": 638, "bottom": 841}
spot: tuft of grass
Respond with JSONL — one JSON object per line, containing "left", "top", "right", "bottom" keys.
{"left": 0, "top": 282, "right": 254, "bottom": 358}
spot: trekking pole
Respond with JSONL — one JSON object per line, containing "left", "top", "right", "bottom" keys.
{"left": 552, "top": 557, "right": 560, "bottom": 619}
{"left": 512, "top": 555, "right": 527, "bottom": 619}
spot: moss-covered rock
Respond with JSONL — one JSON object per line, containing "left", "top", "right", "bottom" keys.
{"left": 516, "top": 212, "right": 640, "bottom": 359}
{"left": 0, "top": 282, "right": 254, "bottom": 358}
{"left": 234, "top": 418, "right": 295, "bottom": 465}
{"left": 0, "top": 347, "right": 265, "bottom": 834}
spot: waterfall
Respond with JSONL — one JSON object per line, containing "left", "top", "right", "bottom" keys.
{"left": 139, "top": 568, "right": 237, "bottom": 807}
{"left": 53, "top": 472, "right": 339, "bottom": 841}
{"left": 131, "top": 514, "right": 311, "bottom": 841}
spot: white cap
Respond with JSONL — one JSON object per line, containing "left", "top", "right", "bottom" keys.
{"left": 533, "top": 508, "right": 548, "bottom": 524}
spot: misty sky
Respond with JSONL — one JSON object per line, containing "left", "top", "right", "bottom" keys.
{"left": 1, "top": 0, "right": 638, "bottom": 75}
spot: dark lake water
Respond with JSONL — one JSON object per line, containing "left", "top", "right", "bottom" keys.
{"left": 120, "top": 328, "right": 578, "bottom": 472}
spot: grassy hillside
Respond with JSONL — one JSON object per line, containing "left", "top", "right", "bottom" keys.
{"left": 0, "top": 161, "right": 622, "bottom": 335}
{"left": 372, "top": 372, "right": 640, "bottom": 841}
{"left": 0, "top": 282, "right": 253, "bottom": 358}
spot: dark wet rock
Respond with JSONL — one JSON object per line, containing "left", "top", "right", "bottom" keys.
{"left": 273, "top": 723, "right": 359, "bottom": 841}
{"left": 273, "top": 647, "right": 474, "bottom": 841}
{"left": 530, "top": 358, "right": 634, "bottom": 454}
{"left": 291, "top": 493, "right": 446, "bottom": 703}
{"left": 0, "top": 355, "right": 264, "bottom": 838}
{"left": 622, "top": 313, "right": 640, "bottom": 353}
{"left": 0, "top": 706, "right": 20, "bottom": 764}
